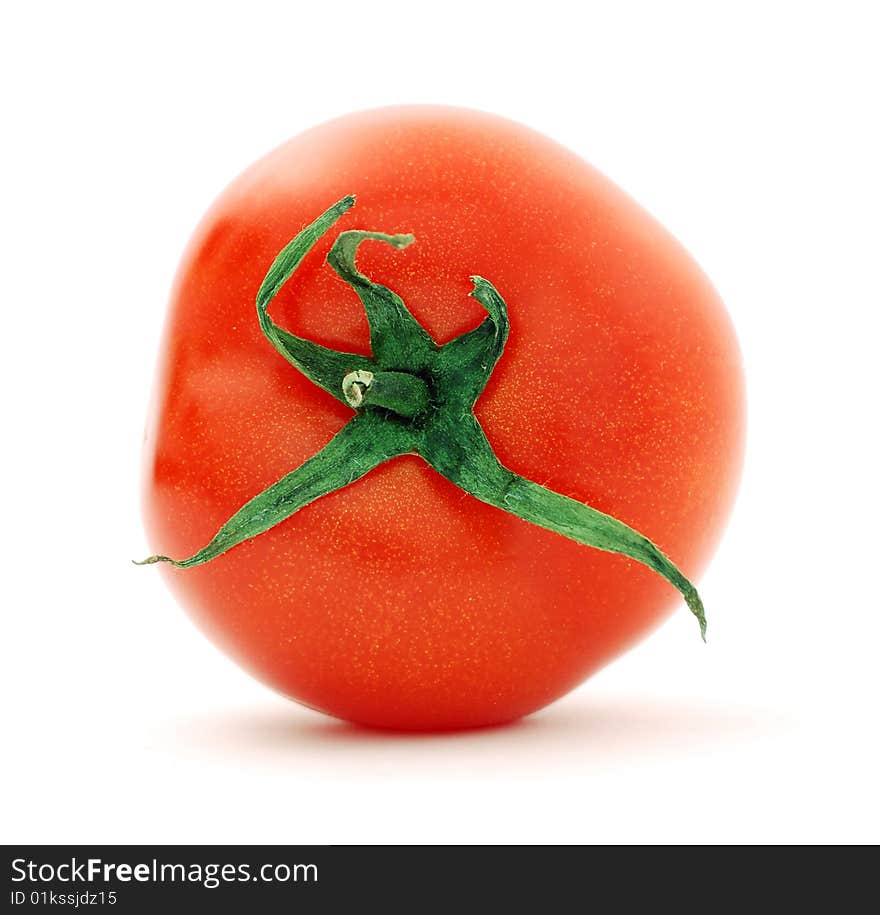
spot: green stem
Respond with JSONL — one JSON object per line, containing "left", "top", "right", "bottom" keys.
{"left": 342, "top": 370, "right": 430, "bottom": 417}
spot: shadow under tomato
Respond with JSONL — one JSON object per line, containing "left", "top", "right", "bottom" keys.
{"left": 158, "top": 694, "right": 788, "bottom": 777}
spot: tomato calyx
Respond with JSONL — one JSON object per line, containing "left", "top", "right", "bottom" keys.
{"left": 137, "top": 197, "right": 708, "bottom": 639}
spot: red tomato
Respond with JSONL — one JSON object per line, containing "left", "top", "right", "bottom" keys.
{"left": 142, "top": 106, "right": 744, "bottom": 729}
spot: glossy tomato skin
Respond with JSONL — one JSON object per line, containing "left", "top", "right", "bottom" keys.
{"left": 143, "top": 106, "right": 744, "bottom": 729}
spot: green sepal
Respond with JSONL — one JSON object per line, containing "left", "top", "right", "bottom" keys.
{"left": 256, "top": 195, "right": 377, "bottom": 404}
{"left": 327, "top": 230, "right": 438, "bottom": 370}
{"left": 420, "top": 413, "right": 707, "bottom": 639}
{"left": 136, "top": 413, "right": 415, "bottom": 569}
{"left": 434, "top": 276, "right": 510, "bottom": 410}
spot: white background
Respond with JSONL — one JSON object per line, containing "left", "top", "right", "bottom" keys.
{"left": 2, "top": 1, "right": 878, "bottom": 844}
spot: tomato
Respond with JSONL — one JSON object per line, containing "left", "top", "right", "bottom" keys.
{"left": 142, "top": 106, "right": 744, "bottom": 730}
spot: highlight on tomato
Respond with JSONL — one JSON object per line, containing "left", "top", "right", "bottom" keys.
{"left": 139, "top": 106, "right": 745, "bottom": 730}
